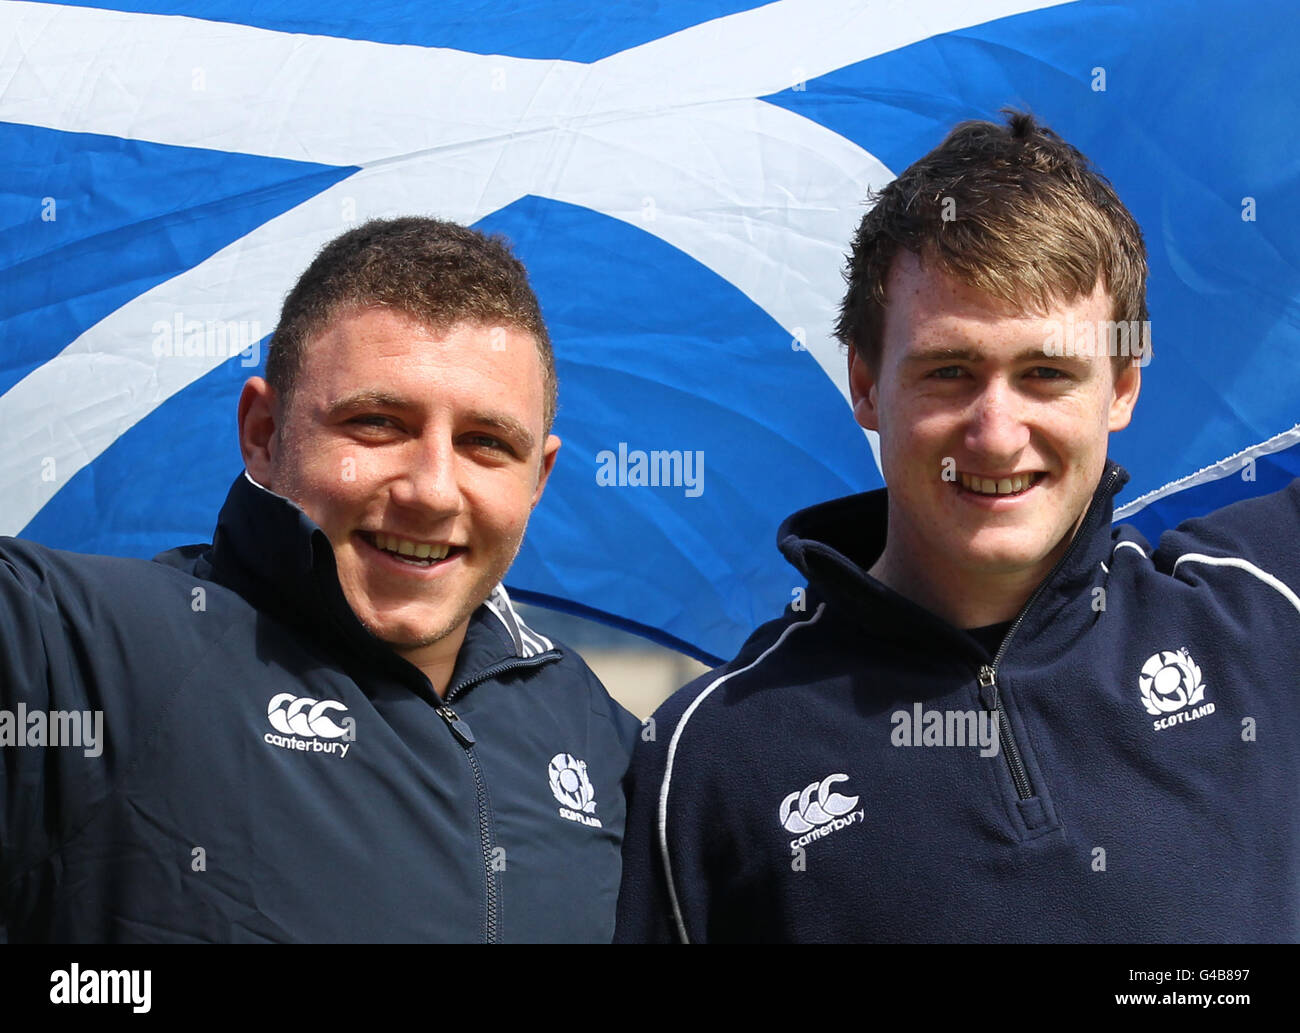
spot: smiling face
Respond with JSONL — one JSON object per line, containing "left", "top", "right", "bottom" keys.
{"left": 850, "top": 250, "right": 1140, "bottom": 623}
{"left": 242, "top": 307, "right": 559, "bottom": 673}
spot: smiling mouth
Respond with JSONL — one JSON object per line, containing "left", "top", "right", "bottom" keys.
{"left": 360, "top": 531, "right": 465, "bottom": 566}
{"left": 957, "top": 472, "right": 1045, "bottom": 497}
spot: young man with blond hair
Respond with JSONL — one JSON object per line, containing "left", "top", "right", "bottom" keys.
{"left": 615, "top": 111, "right": 1300, "bottom": 943}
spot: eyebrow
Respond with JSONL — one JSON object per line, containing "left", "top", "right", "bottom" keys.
{"left": 325, "top": 390, "right": 410, "bottom": 417}
{"left": 464, "top": 411, "right": 537, "bottom": 453}
{"left": 904, "top": 346, "right": 1089, "bottom": 367}
{"left": 326, "top": 392, "right": 537, "bottom": 452}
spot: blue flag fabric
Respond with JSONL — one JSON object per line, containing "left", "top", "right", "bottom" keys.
{"left": 2, "top": 0, "right": 1297, "bottom": 663}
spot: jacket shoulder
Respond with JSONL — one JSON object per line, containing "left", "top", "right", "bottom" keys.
{"left": 542, "top": 637, "right": 642, "bottom": 756}
{"left": 1151, "top": 477, "right": 1300, "bottom": 597}
{"left": 644, "top": 604, "right": 829, "bottom": 768}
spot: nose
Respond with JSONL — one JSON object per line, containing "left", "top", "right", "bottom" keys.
{"left": 963, "top": 375, "right": 1031, "bottom": 464}
{"left": 390, "top": 432, "right": 464, "bottom": 519}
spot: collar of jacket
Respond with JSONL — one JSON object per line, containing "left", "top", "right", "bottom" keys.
{"left": 776, "top": 459, "right": 1131, "bottom": 663}
{"left": 180, "top": 471, "right": 558, "bottom": 694}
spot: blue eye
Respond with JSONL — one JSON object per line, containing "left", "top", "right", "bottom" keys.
{"left": 931, "top": 366, "right": 964, "bottom": 379}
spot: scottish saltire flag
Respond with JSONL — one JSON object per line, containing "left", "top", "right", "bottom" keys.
{"left": 2, "top": 1, "right": 1297, "bottom": 663}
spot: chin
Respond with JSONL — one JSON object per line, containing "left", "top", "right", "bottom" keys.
{"left": 361, "top": 611, "right": 459, "bottom": 650}
{"left": 957, "top": 539, "right": 1052, "bottom": 575}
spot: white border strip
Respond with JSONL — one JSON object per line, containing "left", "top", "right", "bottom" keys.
{"left": 1102, "top": 538, "right": 1149, "bottom": 573}
{"left": 658, "top": 602, "right": 825, "bottom": 943}
{"left": 484, "top": 585, "right": 528, "bottom": 656}
{"left": 1115, "top": 423, "right": 1300, "bottom": 522}
{"left": 1112, "top": 540, "right": 1149, "bottom": 560}
{"left": 488, "top": 583, "right": 555, "bottom": 657}
{"left": 1172, "top": 553, "right": 1300, "bottom": 617}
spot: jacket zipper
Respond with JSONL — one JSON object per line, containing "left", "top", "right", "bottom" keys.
{"left": 436, "top": 706, "right": 500, "bottom": 943}
{"left": 978, "top": 465, "right": 1121, "bottom": 801}
{"left": 444, "top": 654, "right": 556, "bottom": 704}
{"left": 435, "top": 652, "right": 560, "bottom": 944}
{"left": 977, "top": 666, "right": 1033, "bottom": 799}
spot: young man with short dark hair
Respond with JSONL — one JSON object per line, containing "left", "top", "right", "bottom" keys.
{"left": 1, "top": 217, "right": 639, "bottom": 943}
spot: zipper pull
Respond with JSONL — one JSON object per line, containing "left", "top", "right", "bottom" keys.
{"left": 438, "top": 706, "right": 476, "bottom": 748}
{"left": 977, "top": 664, "right": 998, "bottom": 710}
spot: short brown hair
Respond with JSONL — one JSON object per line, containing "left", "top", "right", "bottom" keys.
{"left": 267, "top": 217, "right": 558, "bottom": 431}
{"left": 835, "top": 109, "right": 1148, "bottom": 378}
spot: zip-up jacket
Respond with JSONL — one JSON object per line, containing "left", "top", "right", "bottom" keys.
{"left": 615, "top": 460, "right": 1300, "bottom": 942}
{"left": 0, "top": 472, "right": 639, "bottom": 942}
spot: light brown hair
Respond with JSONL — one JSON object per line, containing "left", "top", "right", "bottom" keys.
{"left": 835, "top": 109, "right": 1148, "bottom": 378}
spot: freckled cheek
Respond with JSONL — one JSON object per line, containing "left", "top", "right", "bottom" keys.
{"left": 883, "top": 420, "right": 951, "bottom": 475}
{"left": 1040, "top": 410, "right": 1104, "bottom": 465}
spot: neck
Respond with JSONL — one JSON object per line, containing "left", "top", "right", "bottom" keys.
{"left": 868, "top": 548, "right": 1045, "bottom": 629}
{"left": 399, "top": 624, "right": 470, "bottom": 698}
{"left": 868, "top": 502, "right": 1090, "bottom": 630}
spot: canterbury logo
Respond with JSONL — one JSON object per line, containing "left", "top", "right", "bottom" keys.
{"left": 267, "top": 694, "right": 351, "bottom": 739}
{"left": 779, "top": 773, "right": 860, "bottom": 834}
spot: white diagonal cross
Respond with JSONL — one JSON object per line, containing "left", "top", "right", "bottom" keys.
{"left": 0, "top": 0, "right": 1073, "bottom": 533}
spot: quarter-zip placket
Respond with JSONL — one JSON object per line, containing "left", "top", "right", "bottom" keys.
{"left": 434, "top": 653, "right": 560, "bottom": 943}
{"left": 977, "top": 465, "right": 1121, "bottom": 801}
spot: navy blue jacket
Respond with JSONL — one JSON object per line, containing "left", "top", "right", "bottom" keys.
{"left": 0, "top": 472, "right": 639, "bottom": 942}
{"left": 615, "top": 461, "right": 1300, "bottom": 942}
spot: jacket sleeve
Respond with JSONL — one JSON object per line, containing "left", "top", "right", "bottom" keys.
{"left": 0, "top": 543, "right": 58, "bottom": 919}
{"left": 1153, "top": 476, "right": 1300, "bottom": 595}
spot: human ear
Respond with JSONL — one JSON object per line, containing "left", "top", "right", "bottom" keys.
{"left": 848, "top": 348, "right": 881, "bottom": 432}
{"left": 1107, "top": 362, "right": 1141, "bottom": 432}
{"left": 237, "top": 377, "right": 281, "bottom": 487}
{"left": 532, "top": 434, "right": 562, "bottom": 508}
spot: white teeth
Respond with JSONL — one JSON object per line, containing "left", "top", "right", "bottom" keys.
{"left": 959, "top": 473, "right": 1037, "bottom": 495}
{"left": 371, "top": 534, "right": 452, "bottom": 561}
